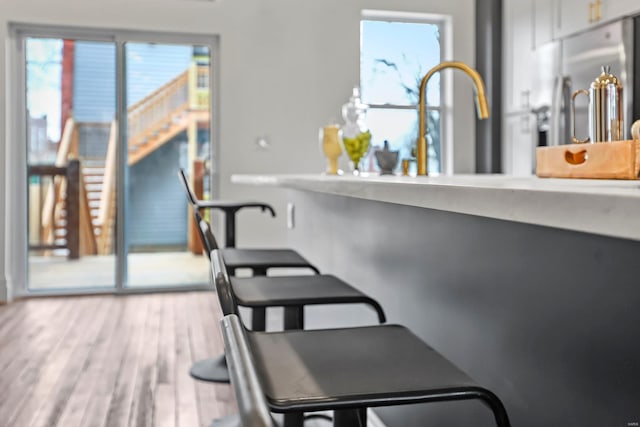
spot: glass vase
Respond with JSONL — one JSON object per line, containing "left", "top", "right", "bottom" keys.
{"left": 319, "top": 124, "right": 343, "bottom": 175}
{"left": 341, "top": 87, "right": 371, "bottom": 175}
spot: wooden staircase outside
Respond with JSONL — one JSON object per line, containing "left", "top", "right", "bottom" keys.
{"left": 38, "top": 64, "right": 210, "bottom": 257}
{"left": 37, "top": 118, "right": 98, "bottom": 258}
{"left": 127, "top": 64, "right": 209, "bottom": 165}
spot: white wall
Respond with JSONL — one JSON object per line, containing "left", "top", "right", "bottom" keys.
{"left": 0, "top": 0, "right": 476, "bottom": 299}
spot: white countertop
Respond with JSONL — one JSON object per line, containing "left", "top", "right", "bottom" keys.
{"left": 231, "top": 173, "right": 640, "bottom": 241}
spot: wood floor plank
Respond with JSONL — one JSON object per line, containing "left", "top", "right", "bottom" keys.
{"left": 188, "top": 292, "right": 228, "bottom": 426}
{"left": 0, "top": 298, "right": 63, "bottom": 356}
{"left": 54, "top": 295, "right": 128, "bottom": 427}
{"left": 153, "top": 293, "right": 177, "bottom": 427}
{"left": 0, "top": 299, "right": 69, "bottom": 379}
{"left": 103, "top": 295, "right": 152, "bottom": 427}
{"left": 90, "top": 295, "right": 150, "bottom": 427}
{"left": 28, "top": 296, "right": 117, "bottom": 427}
{"left": 0, "top": 298, "right": 27, "bottom": 337}
{"left": 200, "top": 292, "right": 238, "bottom": 419}
{"left": 0, "top": 292, "right": 234, "bottom": 427}
{"left": 0, "top": 297, "right": 89, "bottom": 423}
{"left": 155, "top": 384, "right": 177, "bottom": 427}
{"left": 7, "top": 296, "right": 106, "bottom": 426}
{"left": 127, "top": 294, "right": 164, "bottom": 427}
{"left": 174, "top": 294, "right": 201, "bottom": 427}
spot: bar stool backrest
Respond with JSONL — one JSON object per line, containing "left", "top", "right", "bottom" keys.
{"left": 211, "top": 249, "right": 240, "bottom": 316}
{"left": 178, "top": 168, "right": 199, "bottom": 205}
{"left": 193, "top": 209, "right": 220, "bottom": 257}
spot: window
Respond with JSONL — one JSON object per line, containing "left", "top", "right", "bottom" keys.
{"left": 360, "top": 11, "right": 445, "bottom": 174}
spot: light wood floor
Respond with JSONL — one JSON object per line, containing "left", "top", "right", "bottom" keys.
{"left": 0, "top": 292, "right": 236, "bottom": 427}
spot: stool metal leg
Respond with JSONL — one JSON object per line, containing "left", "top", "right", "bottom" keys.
{"left": 250, "top": 267, "right": 268, "bottom": 332}
{"left": 224, "top": 209, "right": 238, "bottom": 248}
{"left": 252, "top": 307, "right": 267, "bottom": 331}
{"left": 209, "top": 414, "right": 241, "bottom": 427}
{"left": 283, "top": 412, "right": 304, "bottom": 427}
{"left": 189, "top": 354, "right": 230, "bottom": 383}
{"left": 284, "top": 306, "right": 304, "bottom": 330}
{"left": 333, "top": 408, "right": 367, "bottom": 427}
{"left": 253, "top": 267, "right": 268, "bottom": 276}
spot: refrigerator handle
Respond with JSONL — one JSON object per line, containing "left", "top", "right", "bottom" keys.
{"left": 561, "top": 76, "right": 572, "bottom": 146}
{"left": 549, "top": 76, "right": 562, "bottom": 146}
{"left": 550, "top": 75, "right": 571, "bottom": 146}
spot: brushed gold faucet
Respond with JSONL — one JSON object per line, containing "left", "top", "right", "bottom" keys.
{"left": 417, "top": 61, "right": 490, "bottom": 175}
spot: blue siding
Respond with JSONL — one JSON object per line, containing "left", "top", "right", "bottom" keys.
{"left": 128, "top": 138, "right": 188, "bottom": 248}
{"left": 73, "top": 42, "right": 116, "bottom": 122}
{"left": 73, "top": 42, "right": 192, "bottom": 121}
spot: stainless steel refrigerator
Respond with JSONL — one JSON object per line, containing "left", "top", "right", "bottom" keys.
{"left": 531, "top": 16, "right": 639, "bottom": 149}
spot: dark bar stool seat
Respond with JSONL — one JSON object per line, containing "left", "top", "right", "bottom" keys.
{"left": 214, "top": 250, "right": 511, "bottom": 427}
{"left": 221, "top": 248, "right": 319, "bottom": 276}
{"left": 232, "top": 274, "right": 385, "bottom": 331}
{"left": 193, "top": 208, "right": 320, "bottom": 278}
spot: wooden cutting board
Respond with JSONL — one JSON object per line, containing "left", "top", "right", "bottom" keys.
{"left": 536, "top": 140, "right": 640, "bottom": 179}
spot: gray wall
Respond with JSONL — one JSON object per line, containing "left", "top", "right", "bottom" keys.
{"left": 288, "top": 189, "right": 640, "bottom": 427}
{"left": 1, "top": 0, "right": 476, "bottom": 299}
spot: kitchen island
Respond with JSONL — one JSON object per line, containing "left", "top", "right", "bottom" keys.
{"left": 233, "top": 174, "right": 640, "bottom": 427}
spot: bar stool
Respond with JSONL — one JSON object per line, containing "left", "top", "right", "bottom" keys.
{"left": 213, "top": 250, "right": 511, "bottom": 427}
{"left": 189, "top": 208, "right": 320, "bottom": 383}
{"left": 180, "top": 168, "right": 322, "bottom": 383}
{"left": 179, "top": 168, "right": 276, "bottom": 248}
{"left": 179, "top": 169, "right": 320, "bottom": 278}
{"left": 192, "top": 210, "right": 386, "bottom": 385}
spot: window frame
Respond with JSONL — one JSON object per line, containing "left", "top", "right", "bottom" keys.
{"left": 8, "top": 24, "right": 219, "bottom": 297}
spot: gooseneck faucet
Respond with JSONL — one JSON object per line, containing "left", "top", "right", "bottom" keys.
{"left": 417, "top": 61, "right": 490, "bottom": 176}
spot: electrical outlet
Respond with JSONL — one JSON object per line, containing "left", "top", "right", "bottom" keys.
{"left": 286, "top": 203, "right": 295, "bottom": 229}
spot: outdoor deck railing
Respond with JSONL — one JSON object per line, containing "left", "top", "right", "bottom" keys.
{"left": 29, "top": 161, "right": 81, "bottom": 260}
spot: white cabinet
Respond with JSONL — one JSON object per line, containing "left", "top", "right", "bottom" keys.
{"left": 502, "top": 114, "right": 535, "bottom": 176}
{"left": 533, "top": 0, "right": 555, "bottom": 48}
{"left": 605, "top": 0, "right": 640, "bottom": 21}
{"left": 503, "top": 0, "right": 533, "bottom": 114}
{"left": 557, "top": 0, "right": 593, "bottom": 38}
{"left": 557, "top": 0, "right": 640, "bottom": 39}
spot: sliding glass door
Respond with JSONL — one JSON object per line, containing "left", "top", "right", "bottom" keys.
{"left": 18, "top": 27, "right": 216, "bottom": 294}
{"left": 26, "top": 36, "right": 119, "bottom": 291}
{"left": 123, "top": 42, "right": 212, "bottom": 289}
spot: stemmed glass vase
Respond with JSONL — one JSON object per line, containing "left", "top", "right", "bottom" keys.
{"left": 341, "top": 87, "right": 371, "bottom": 174}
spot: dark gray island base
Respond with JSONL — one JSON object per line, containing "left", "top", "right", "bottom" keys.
{"left": 285, "top": 189, "right": 640, "bottom": 427}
